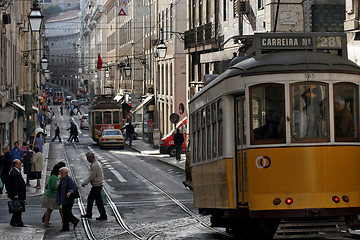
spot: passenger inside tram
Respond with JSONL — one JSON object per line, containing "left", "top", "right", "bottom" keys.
{"left": 334, "top": 96, "right": 354, "bottom": 138}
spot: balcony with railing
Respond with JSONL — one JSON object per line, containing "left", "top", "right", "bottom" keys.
{"left": 184, "top": 22, "right": 217, "bottom": 50}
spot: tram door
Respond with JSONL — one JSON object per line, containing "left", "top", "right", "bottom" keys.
{"left": 235, "top": 96, "right": 247, "bottom": 204}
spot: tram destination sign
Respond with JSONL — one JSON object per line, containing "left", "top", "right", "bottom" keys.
{"left": 254, "top": 33, "right": 347, "bottom": 57}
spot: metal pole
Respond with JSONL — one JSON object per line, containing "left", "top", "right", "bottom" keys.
{"left": 273, "top": 0, "right": 281, "bottom": 32}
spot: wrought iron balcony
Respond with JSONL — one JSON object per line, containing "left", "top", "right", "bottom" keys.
{"left": 184, "top": 22, "right": 217, "bottom": 49}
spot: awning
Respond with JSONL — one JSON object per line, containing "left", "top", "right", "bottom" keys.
{"left": 200, "top": 48, "right": 237, "bottom": 63}
{"left": 11, "top": 102, "right": 38, "bottom": 113}
{"left": 131, "top": 96, "right": 154, "bottom": 113}
{"left": 12, "top": 102, "right": 25, "bottom": 112}
{"left": 0, "top": 107, "right": 14, "bottom": 123}
{"left": 113, "top": 95, "right": 124, "bottom": 102}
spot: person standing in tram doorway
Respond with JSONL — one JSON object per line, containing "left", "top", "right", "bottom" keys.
{"left": 173, "top": 129, "right": 185, "bottom": 161}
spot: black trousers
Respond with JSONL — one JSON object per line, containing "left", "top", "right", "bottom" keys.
{"left": 52, "top": 134, "right": 61, "bottom": 142}
{"left": 86, "top": 186, "right": 106, "bottom": 217}
{"left": 10, "top": 211, "right": 23, "bottom": 226}
{"left": 62, "top": 202, "right": 78, "bottom": 230}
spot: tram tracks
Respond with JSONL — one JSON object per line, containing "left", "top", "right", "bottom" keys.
{"left": 96, "top": 148, "right": 234, "bottom": 239}
{"left": 63, "top": 142, "right": 233, "bottom": 239}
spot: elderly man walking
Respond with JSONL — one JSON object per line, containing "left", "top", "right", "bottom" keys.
{"left": 8, "top": 159, "right": 26, "bottom": 227}
{"left": 81, "top": 152, "right": 107, "bottom": 220}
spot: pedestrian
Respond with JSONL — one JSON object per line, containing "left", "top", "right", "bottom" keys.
{"left": 0, "top": 145, "right": 12, "bottom": 194}
{"left": 8, "top": 159, "right": 26, "bottom": 227}
{"left": 60, "top": 104, "right": 63, "bottom": 116}
{"left": 67, "top": 122, "right": 74, "bottom": 142}
{"left": 41, "top": 164, "right": 61, "bottom": 227}
{"left": 21, "top": 142, "right": 27, "bottom": 153}
{"left": 72, "top": 123, "right": 79, "bottom": 142}
{"left": 81, "top": 151, "right": 107, "bottom": 220}
{"left": 31, "top": 146, "right": 43, "bottom": 189}
{"left": 51, "top": 124, "right": 62, "bottom": 142}
{"left": 35, "top": 133, "right": 44, "bottom": 153}
{"left": 124, "top": 122, "right": 135, "bottom": 146}
{"left": 56, "top": 167, "right": 80, "bottom": 231}
{"left": 10, "top": 141, "right": 24, "bottom": 162}
{"left": 182, "top": 151, "right": 193, "bottom": 190}
{"left": 334, "top": 96, "right": 354, "bottom": 138}
{"left": 173, "top": 129, "right": 185, "bottom": 161}
{"left": 77, "top": 105, "right": 82, "bottom": 115}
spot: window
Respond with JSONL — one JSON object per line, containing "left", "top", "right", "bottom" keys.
{"left": 113, "top": 111, "right": 120, "bottom": 124}
{"left": 95, "top": 112, "right": 102, "bottom": 124}
{"left": 201, "top": 109, "right": 206, "bottom": 160}
{"left": 211, "top": 103, "right": 217, "bottom": 158}
{"left": 290, "top": 82, "right": 329, "bottom": 142}
{"left": 199, "top": 0, "right": 203, "bottom": 25}
{"left": 334, "top": 83, "right": 359, "bottom": 141}
{"left": 191, "top": 114, "right": 197, "bottom": 163}
{"left": 170, "top": 3, "right": 173, "bottom": 39}
{"left": 192, "top": 0, "right": 196, "bottom": 28}
{"left": 103, "top": 111, "right": 112, "bottom": 124}
{"left": 197, "top": 112, "right": 201, "bottom": 162}
{"left": 250, "top": 84, "right": 285, "bottom": 144}
{"left": 218, "top": 100, "right": 223, "bottom": 156}
{"left": 206, "top": 106, "right": 211, "bottom": 159}
{"left": 223, "top": 0, "right": 227, "bottom": 21}
{"left": 258, "top": 0, "right": 264, "bottom": 9}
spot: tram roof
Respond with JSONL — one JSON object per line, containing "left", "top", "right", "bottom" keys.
{"left": 191, "top": 51, "right": 360, "bottom": 102}
{"left": 88, "top": 102, "right": 121, "bottom": 110}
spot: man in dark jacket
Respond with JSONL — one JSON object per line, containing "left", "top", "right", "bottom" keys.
{"left": 51, "top": 124, "right": 62, "bottom": 142}
{"left": 124, "top": 122, "right": 135, "bottom": 146}
{"left": 173, "top": 129, "right": 185, "bottom": 161}
{"left": 8, "top": 159, "right": 26, "bottom": 227}
{"left": 0, "top": 145, "right": 12, "bottom": 194}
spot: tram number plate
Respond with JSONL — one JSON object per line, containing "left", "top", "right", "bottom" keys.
{"left": 316, "top": 36, "right": 342, "bottom": 49}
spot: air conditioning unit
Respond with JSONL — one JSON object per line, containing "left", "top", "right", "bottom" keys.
{"left": 237, "top": 0, "right": 249, "bottom": 14}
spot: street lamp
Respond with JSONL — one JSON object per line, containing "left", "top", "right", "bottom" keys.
{"left": 41, "top": 56, "right": 48, "bottom": 70}
{"left": 105, "top": 69, "right": 110, "bottom": 78}
{"left": 44, "top": 69, "right": 50, "bottom": 78}
{"left": 94, "top": 71, "right": 98, "bottom": 79}
{"left": 156, "top": 39, "right": 167, "bottom": 59}
{"left": 28, "top": 1, "right": 43, "bottom": 32}
{"left": 124, "top": 63, "right": 131, "bottom": 77}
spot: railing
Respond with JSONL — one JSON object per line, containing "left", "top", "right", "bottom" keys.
{"left": 184, "top": 22, "right": 217, "bottom": 49}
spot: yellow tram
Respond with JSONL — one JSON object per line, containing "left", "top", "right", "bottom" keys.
{"left": 88, "top": 95, "right": 123, "bottom": 142}
{"left": 189, "top": 33, "right": 360, "bottom": 238}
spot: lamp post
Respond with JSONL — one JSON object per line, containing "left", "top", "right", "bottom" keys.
{"left": 156, "top": 39, "right": 167, "bottom": 59}
{"left": 28, "top": 1, "right": 43, "bottom": 32}
{"left": 105, "top": 69, "right": 110, "bottom": 78}
{"left": 41, "top": 56, "right": 48, "bottom": 70}
{"left": 124, "top": 63, "right": 131, "bottom": 77}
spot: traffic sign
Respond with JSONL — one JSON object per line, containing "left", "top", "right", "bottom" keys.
{"left": 170, "top": 113, "right": 180, "bottom": 124}
{"left": 147, "top": 119, "right": 153, "bottom": 133}
{"left": 126, "top": 112, "right": 133, "bottom": 120}
{"left": 118, "top": 7, "right": 128, "bottom": 16}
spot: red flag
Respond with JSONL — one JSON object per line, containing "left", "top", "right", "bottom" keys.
{"left": 97, "top": 53, "right": 103, "bottom": 70}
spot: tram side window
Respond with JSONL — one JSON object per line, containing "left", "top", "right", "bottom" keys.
{"left": 251, "top": 84, "right": 285, "bottom": 144}
{"left": 95, "top": 112, "right": 102, "bottom": 124}
{"left": 104, "top": 111, "right": 112, "bottom": 124}
{"left": 197, "top": 112, "right": 201, "bottom": 162}
{"left": 113, "top": 111, "right": 120, "bottom": 124}
{"left": 334, "top": 83, "right": 359, "bottom": 141}
{"left": 191, "top": 114, "right": 197, "bottom": 164}
{"left": 218, "top": 100, "right": 223, "bottom": 156}
{"left": 206, "top": 106, "right": 211, "bottom": 159}
{"left": 211, "top": 103, "right": 217, "bottom": 158}
{"left": 290, "top": 82, "right": 329, "bottom": 142}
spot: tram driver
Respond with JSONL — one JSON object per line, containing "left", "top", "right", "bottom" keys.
{"left": 334, "top": 96, "right": 354, "bottom": 138}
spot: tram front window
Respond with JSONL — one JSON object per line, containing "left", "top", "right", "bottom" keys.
{"left": 104, "top": 111, "right": 112, "bottom": 124}
{"left": 250, "top": 84, "right": 285, "bottom": 144}
{"left": 334, "top": 83, "right": 359, "bottom": 141}
{"left": 95, "top": 112, "right": 102, "bottom": 124}
{"left": 290, "top": 83, "right": 329, "bottom": 142}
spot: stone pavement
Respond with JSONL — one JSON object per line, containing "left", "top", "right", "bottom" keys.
{"left": 126, "top": 138, "right": 186, "bottom": 170}
{"left": 0, "top": 124, "right": 51, "bottom": 239}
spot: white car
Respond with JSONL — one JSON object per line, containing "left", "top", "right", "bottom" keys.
{"left": 78, "top": 98, "right": 89, "bottom": 105}
{"left": 99, "top": 129, "right": 124, "bottom": 149}
{"left": 80, "top": 114, "right": 89, "bottom": 129}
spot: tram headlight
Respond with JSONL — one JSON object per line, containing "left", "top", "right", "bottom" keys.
{"left": 332, "top": 196, "right": 340, "bottom": 203}
{"left": 273, "top": 198, "right": 281, "bottom": 205}
{"left": 285, "top": 198, "right": 293, "bottom": 205}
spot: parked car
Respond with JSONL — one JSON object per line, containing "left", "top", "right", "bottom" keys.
{"left": 71, "top": 100, "right": 79, "bottom": 107}
{"left": 99, "top": 129, "right": 124, "bottom": 149}
{"left": 66, "top": 96, "right": 73, "bottom": 101}
{"left": 160, "top": 117, "right": 187, "bottom": 157}
{"left": 78, "top": 98, "right": 89, "bottom": 105}
{"left": 80, "top": 114, "right": 89, "bottom": 129}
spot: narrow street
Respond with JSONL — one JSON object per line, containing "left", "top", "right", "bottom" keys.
{"left": 0, "top": 104, "right": 231, "bottom": 240}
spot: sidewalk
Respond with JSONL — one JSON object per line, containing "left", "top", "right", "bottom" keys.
{"left": 126, "top": 138, "right": 186, "bottom": 170}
